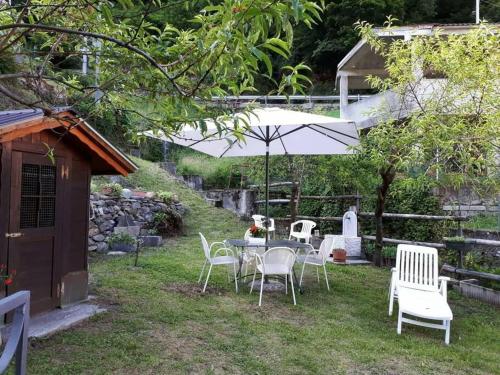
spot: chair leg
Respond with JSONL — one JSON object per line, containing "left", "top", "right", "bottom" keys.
{"left": 259, "top": 274, "right": 264, "bottom": 306}
{"left": 397, "top": 310, "right": 403, "bottom": 335}
{"left": 233, "top": 261, "right": 239, "bottom": 293}
{"left": 299, "top": 262, "right": 306, "bottom": 287}
{"left": 323, "top": 264, "right": 330, "bottom": 291}
{"left": 198, "top": 260, "right": 207, "bottom": 283}
{"left": 290, "top": 272, "right": 296, "bottom": 305}
{"left": 203, "top": 264, "right": 213, "bottom": 293}
{"left": 250, "top": 267, "right": 257, "bottom": 294}
{"left": 388, "top": 284, "right": 395, "bottom": 316}
{"left": 285, "top": 274, "right": 288, "bottom": 294}
{"left": 316, "top": 267, "right": 320, "bottom": 283}
{"left": 227, "top": 265, "right": 231, "bottom": 282}
{"left": 445, "top": 320, "right": 451, "bottom": 345}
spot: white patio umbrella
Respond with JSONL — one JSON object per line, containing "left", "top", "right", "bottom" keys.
{"left": 142, "top": 107, "right": 359, "bottom": 241}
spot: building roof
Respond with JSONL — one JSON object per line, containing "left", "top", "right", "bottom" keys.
{"left": 0, "top": 108, "right": 137, "bottom": 176}
{"left": 0, "top": 108, "right": 45, "bottom": 127}
{"left": 336, "top": 23, "right": 499, "bottom": 89}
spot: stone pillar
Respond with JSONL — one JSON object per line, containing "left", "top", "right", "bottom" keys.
{"left": 339, "top": 75, "right": 349, "bottom": 117}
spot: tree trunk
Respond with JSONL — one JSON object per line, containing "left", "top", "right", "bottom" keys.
{"left": 374, "top": 166, "right": 396, "bottom": 267}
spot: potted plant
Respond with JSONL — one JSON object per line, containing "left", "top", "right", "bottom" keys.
{"left": 108, "top": 232, "right": 137, "bottom": 253}
{"left": 332, "top": 248, "right": 347, "bottom": 263}
{"left": 248, "top": 224, "right": 267, "bottom": 244}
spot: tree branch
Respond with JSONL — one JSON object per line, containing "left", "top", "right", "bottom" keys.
{"left": 0, "top": 23, "right": 186, "bottom": 96}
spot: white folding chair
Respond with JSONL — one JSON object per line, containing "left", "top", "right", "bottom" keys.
{"left": 389, "top": 244, "right": 453, "bottom": 344}
{"left": 297, "top": 236, "right": 336, "bottom": 290}
{"left": 198, "top": 233, "right": 239, "bottom": 293}
{"left": 289, "top": 220, "right": 316, "bottom": 244}
{"left": 250, "top": 247, "right": 297, "bottom": 306}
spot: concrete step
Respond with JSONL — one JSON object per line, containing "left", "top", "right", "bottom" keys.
{"left": 1, "top": 300, "right": 106, "bottom": 341}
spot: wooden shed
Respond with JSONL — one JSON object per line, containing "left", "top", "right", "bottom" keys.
{"left": 0, "top": 109, "right": 137, "bottom": 315}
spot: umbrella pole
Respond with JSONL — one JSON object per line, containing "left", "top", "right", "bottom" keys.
{"left": 265, "top": 127, "right": 270, "bottom": 245}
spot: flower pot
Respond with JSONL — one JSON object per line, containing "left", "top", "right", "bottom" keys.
{"left": 248, "top": 237, "right": 266, "bottom": 245}
{"left": 332, "top": 249, "right": 347, "bottom": 263}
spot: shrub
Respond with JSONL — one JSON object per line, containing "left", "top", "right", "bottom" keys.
{"left": 152, "top": 210, "right": 183, "bottom": 235}
{"left": 157, "top": 191, "right": 177, "bottom": 204}
{"left": 108, "top": 232, "right": 136, "bottom": 246}
{"left": 101, "top": 182, "right": 123, "bottom": 197}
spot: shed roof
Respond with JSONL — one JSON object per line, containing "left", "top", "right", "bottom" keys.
{"left": 0, "top": 108, "right": 137, "bottom": 176}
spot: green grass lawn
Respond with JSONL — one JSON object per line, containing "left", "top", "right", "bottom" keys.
{"left": 27, "top": 159, "right": 500, "bottom": 374}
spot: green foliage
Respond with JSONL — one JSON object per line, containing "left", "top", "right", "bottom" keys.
{"left": 176, "top": 154, "right": 247, "bottom": 189}
{"left": 1, "top": 0, "right": 324, "bottom": 137}
{"left": 464, "top": 214, "right": 500, "bottom": 232}
{"left": 384, "top": 177, "right": 449, "bottom": 242}
{"left": 101, "top": 182, "right": 123, "bottom": 197}
{"left": 152, "top": 210, "right": 183, "bottom": 235}
{"left": 157, "top": 191, "right": 176, "bottom": 204}
{"left": 108, "top": 232, "right": 136, "bottom": 246}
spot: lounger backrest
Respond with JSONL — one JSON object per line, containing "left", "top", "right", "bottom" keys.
{"left": 395, "top": 245, "right": 439, "bottom": 292}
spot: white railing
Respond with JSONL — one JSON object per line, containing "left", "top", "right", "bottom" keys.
{"left": 0, "top": 291, "right": 30, "bottom": 375}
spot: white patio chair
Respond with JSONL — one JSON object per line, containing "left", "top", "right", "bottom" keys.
{"left": 389, "top": 244, "right": 452, "bottom": 344}
{"left": 198, "top": 233, "right": 239, "bottom": 293}
{"left": 241, "top": 229, "right": 264, "bottom": 279}
{"left": 252, "top": 214, "right": 275, "bottom": 236}
{"left": 250, "top": 247, "right": 297, "bottom": 306}
{"left": 297, "top": 236, "right": 336, "bottom": 290}
{"left": 289, "top": 220, "right": 316, "bottom": 244}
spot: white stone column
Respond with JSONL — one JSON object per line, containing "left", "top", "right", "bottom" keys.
{"left": 339, "top": 75, "right": 349, "bottom": 117}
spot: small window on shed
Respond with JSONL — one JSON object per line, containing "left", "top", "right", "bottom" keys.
{"left": 20, "top": 164, "right": 57, "bottom": 228}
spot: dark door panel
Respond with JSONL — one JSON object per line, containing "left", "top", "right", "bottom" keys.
{"left": 7, "top": 151, "right": 63, "bottom": 315}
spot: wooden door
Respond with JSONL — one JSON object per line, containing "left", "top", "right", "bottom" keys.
{"left": 6, "top": 151, "right": 63, "bottom": 315}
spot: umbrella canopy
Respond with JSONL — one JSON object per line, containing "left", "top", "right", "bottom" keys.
{"left": 142, "top": 107, "right": 359, "bottom": 242}
{"left": 143, "top": 107, "right": 358, "bottom": 157}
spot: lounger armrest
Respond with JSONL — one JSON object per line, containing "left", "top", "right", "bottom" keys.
{"left": 438, "top": 276, "right": 450, "bottom": 298}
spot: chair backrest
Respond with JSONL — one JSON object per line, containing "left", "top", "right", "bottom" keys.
{"left": 199, "top": 233, "right": 211, "bottom": 260}
{"left": 262, "top": 247, "right": 296, "bottom": 272}
{"left": 318, "top": 236, "right": 337, "bottom": 261}
{"left": 291, "top": 220, "right": 316, "bottom": 235}
{"left": 395, "top": 245, "right": 439, "bottom": 292}
{"left": 253, "top": 215, "right": 275, "bottom": 231}
{"left": 252, "top": 215, "right": 265, "bottom": 226}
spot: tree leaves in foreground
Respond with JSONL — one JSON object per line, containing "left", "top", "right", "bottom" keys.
{"left": 0, "top": 0, "right": 323, "bottom": 136}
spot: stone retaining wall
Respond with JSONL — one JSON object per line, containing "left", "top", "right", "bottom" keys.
{"left": 88, "top": 193, "right": 185, "bottom": 252}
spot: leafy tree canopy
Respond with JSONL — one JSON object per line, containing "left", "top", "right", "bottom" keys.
{"left": 0, "top": 0, "right": 323, "bottom": 136}
{"left": 355, "top": 21, "right": 499, "bottom": 265}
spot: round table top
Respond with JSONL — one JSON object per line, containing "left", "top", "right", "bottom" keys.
{"left": 226, "top": 239, "right": 311, "bottom": 249}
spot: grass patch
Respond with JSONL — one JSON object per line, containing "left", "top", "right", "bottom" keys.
{"left": 464, "top": 214, "right": 499, "bottom": 231}
{"left": 27, "top": 158, "right": 500, "bottom": 374}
